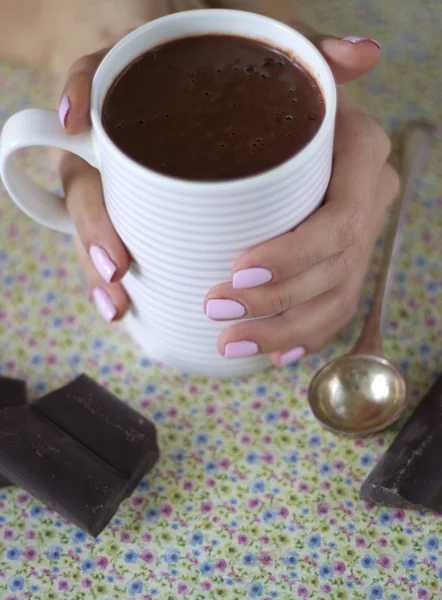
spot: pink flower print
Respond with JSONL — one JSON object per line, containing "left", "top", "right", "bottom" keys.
{"left": 317, "top": 503, "right": 329, "bottom": 516}
{"left": 210, "top": 383, "right": 220, "bottom": 391}
{"left": 167, "top": 407, "right": 178, "bottom": 418}
{"left": 160, "top": 504, "right": 173, "bottom": 517}
{"left": 132, "top": 496, "right": 145, "bottom": 507}
{"left": 355, "top": 536, "right": 366, "bottom": 548}
{"left": 46, "top": 354, "right": 57, "bottom": 365}
{"left": 262, "top": 435, "right": 272, "bottom": 444}
{"left": 23, "top": 547, "right": 36, "bottom": 560}
{"left": 334, "top": 562, "right": 346, "bottom": 574}
{"left": 261, "top": 536, "right": 270, "bottom": 546}
{"left": 393, "top": 509, "right": 405, "bottom": 521}
{"left": 58, "top": 580, "right": 70, "bottom": 591}
{"left": 56, "top": 267, "right": 67, "bottom": 278}
{"left": 219, "top": 458, "right": 231, "bottom": 470}
{"left": 241, "top": 434, "right": 252, "bottom": 444}
{"left": 320, "top": 481, "right": 331, "bottom": 490}
{"left": 298, "top": 585, "right": 309, "bottom": 597}
{"left": 259, "top": 552, "right": 272, "bottom": 566}
{"left": 262, "top": 452, "right": 274, "bottom": 464}
{"left": 97, "top": 556, "right": 109, "bottom": 569}
{"left": 279, "top": 409, "right": 290, "bottom": 420}
{"left": 142, "top": 533, "right": 152, "bottom": 543}
{"left": 238, "top": 534, "right": 249, "bottom": 546}
{"left": 140, "top": 400, "right": 150, "bottom": 409}
{"left": 201, "top": 501, "right": 213, "bottom": 514}
{"left": 321, "top": 584, "right": 331, "bottom": 593}
{"left": 183, "top": 480, "right": 194, "bottom": 491}
{"left": 418, "top": 589, "right": 429, "bottom": 598}
{"left": 278, "top": 507, "right": 289, "bottom": 519}
{"left": 141, "top": 549, "right": 155, "bottom": 563}
{"left": 251, "top": 401, "right": 262, "bottom": 411}
{"left": 248, "top": 498, "right": 261, "bottom": 509}
{"left": 4, "top": 529, "right": 14, "bottom": 540}
{"left": 205, "top": 404, "right": 217, "bottom": 416}
{"left": 201, "top": 581, "right": 212, "bottom": 590}
{"left": 298, "top": 482, "right": 310, "bottom": 493}
{"left": 215, "top": 559, "right": 227, "bottom": 572}
{"left": 377, "top": 555, "right": 391, "bottom": 569}
{"left": 81, "top": 578, "right": 93, "bottom": 588}
{"left": 120, "top": 532, "right": 131, "bottom": 542}
{"left": 377, "top": 537, "right": 388, "bottom": 548}
{"left": 25, "top": 530, "right": 35, "bottom": 540}
{"left": 206, "top": 479, "right": 216, "bottom": 488}
{"left": 178, "top": 583, "right": 189, "bottom": 594}
{"left": 333, "top": 460, "right": 345, "bottom": 471}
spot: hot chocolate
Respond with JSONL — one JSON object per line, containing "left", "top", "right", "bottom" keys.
{"left": 102, "top": 34, "right": 325, "bottom": 181}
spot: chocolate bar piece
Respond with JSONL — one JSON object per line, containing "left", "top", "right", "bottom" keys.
{"left": 0, "top": 376, "right": 28, "bottom": 488}
{"left": 34, "top": 375, "right": 159, "bottom": 495}
{"left": 360, "top": 374, "right": 442, "bottom": 511}
{"left": 0, "top": 406, "right": 129, "bottom": 536}
{"left": 0, "top": 376, "right": 28, "bottom": 408}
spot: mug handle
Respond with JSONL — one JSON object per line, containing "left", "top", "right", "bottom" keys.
{"left": 0, "top": 109, "right": 98, "bottom": 234}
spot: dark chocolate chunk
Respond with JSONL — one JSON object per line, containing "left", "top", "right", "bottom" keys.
{"left": 0, "top": 406, "right": 129, "bottom": 537}
{"left": 34, "top": 375, "right": 159, "bottom": 495}
{"left": 0, "top": 376, "right": 28, "bottom": 408}
{"left": 0, "top": 376, "right": 28, "bottom": 487}
{"left": 360, "top": 374, "right": 442, "bottom": 511}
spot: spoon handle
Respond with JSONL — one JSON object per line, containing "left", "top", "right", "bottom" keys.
{"left": 352, "top": 122, "right": 435, "bottom": 356}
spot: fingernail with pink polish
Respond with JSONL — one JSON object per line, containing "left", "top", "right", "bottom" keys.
{"left": 233, "top": 268, "right": 273, "bottom": 290}
{"left": 92, "top": 288, "right": 117, "bottom": 323}
{"left": 343, "top": 36, "right": 381, "bottom": 49}
{"left": 279, "top": 346, "right": 306, "bottom": 366}
{"left": 90, "top": 245, "right": 117, "bottom": 283}
{"left": 58, "top": 95, "right": 70, "bottom": 129}
{"left": 224, "top": 341, "right": 259, "bottom": 359}
{"left": 206, "top": 299, "right": 246, "bottom": 320}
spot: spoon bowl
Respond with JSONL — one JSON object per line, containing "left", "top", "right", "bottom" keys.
{"left": 308, "top": 355, "right": 407, "bottom": 436}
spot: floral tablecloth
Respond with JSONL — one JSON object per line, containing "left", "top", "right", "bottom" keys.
{"left": 0, "top": 1, "right": 441, "bottom": 598}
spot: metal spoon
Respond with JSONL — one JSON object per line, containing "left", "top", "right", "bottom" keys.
{"left": 308, "top": 122, "right": 435, "bottom": 436}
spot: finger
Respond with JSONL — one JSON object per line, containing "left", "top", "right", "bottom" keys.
{"left": 317, "top": 36, "right": 381, "bottom": 84}
{"left": 60, "top": 151, "right": 131, "bottom": 283}
{"left": 289, "top": 21, "right": 381, "bottom": 84}
{"left": 228, "top": 108, "right": 391, "bottom": 288}
{"left": 74, "top": 238, "right": 130, "bottom": 322}
{"left": 206, "top": 250, "right": 352, "bottom": 319}
{"left": 58, "top": 50, "right": 107, "bottom": 133}
{"left": 217, "top": 281, "right": 358, "bottom": 360}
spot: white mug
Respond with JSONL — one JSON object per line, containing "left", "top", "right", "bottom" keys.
{"left": 0, "top": 9, "right": 336, "bottom": 378}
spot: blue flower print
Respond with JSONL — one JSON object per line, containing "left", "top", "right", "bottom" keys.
{"left": 243, "top": 553, "right": 257, "bottom": 566}
{"left": 128, "top": 579, "right": 143, "bottom": 595}
{"left": 249, "top": 582, "right": 263, "bottom": 598}
{"left": 319, "top": 564, "right": 333, "bottom": 579}
{"left": 164, "top": 549, "right": 181, "bottom": 563}
{"left": 190, "top": 531, "right": 203, "bottom": 546}
{"left": 361, "top": 555, "right": 375, "bottom": 568}
{"left": 200, "top": 562, "right": 214, "bottom": 576}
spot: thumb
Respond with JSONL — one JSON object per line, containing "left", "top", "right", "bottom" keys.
{"left": 315, "top": 35, "right": 382, "bottom": 84}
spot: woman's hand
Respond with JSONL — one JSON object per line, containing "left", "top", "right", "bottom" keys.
{"left": 57, "top": 34, "right": 399, "bottom": 364}
{"left": 57, "top": 50, "right": 132, "bottom": 323}
{"left": 206, "top": 87, "right": 399, "bottom": 365}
